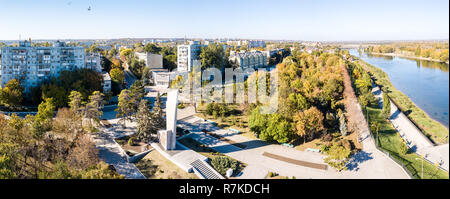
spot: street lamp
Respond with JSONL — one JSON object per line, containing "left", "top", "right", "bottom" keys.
{"left": 415, "top": 157, "right": 424, "bottom": 179}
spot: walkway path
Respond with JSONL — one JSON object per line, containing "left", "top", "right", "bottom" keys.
{"left": 93, "top": 121, "right": 146, "bottom": 179}
{"left": 373, "top": 86, "right": 449, "bottom": 171}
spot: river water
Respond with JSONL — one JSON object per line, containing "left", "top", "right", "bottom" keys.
{"left": 350, "top": 49, "right": 449, "bottom": 127}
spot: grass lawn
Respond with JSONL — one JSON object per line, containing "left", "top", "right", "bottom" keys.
{"left": 178, "top": 137, "right": 247, "bottom": 178}
{"left": 365, "top": 106, "right": 449, "bottom": 179}
{"left": 135, "top": 150, "right": 198, "bottom": 179}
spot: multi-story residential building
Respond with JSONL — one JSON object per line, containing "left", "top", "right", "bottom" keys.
{"left": 135, "top": 52, "right": 163, "bottom": 69}
{"left": 177, "top": 41, "right": 204, "bottom": 72}
{"left": 85, "top": 52, "right": 102, "bottom": 72}
{"left": 1, "top": 40, "right": 85, "bottom": 92}
{"left": 229, "top": 50, "right": 267, "bottom": 70}
{"left": 246, "top": 40, "right": 266, "bottom": 49}
{"left": 102, "top": 72, "right": 112, "bottom": 93}
{"left": 226, "top": 40, "right": 266, "bottom": 49}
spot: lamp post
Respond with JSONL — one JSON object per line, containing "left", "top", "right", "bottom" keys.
{"left": 415, "top": 157, "right": 424, "bottom": 179}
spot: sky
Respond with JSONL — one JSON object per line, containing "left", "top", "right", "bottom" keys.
{"left": 0, "top": 0, "right": 448, "bottom": 41}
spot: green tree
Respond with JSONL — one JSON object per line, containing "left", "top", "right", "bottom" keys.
{"left": 136, "top": 100, "right": 157, "bottom": 142}
{"left": 33, "top": 98, "right": 56, "bottom": 138}
{"left": 0, "top": 79, "right": 24, "bottom": 107}
{"left": 260, "top": 114, "right": 293, "bottom": 143}
{"left": 324, "top": 142, "right": 351, "bottom": 171}
{"left": 85, "top": 91, "right": 104, "bottom": 126}
{"left": 199, "top": 43, "right": 225, "bottom": 69}
{"left": 42, "top": 84, "right": 67, "bottom": 107}
{"left": 110, "top": 68, "right": 125, "bottom": 85}
{"left": 116, "top": 89, "right": 135, "bottom": 126}
{"left": 143, "top": 43, "right": 162, "bottom": 54}
{"left": 68, "top": 91, "right": 84, "bottom": 114}
{"left": 248, "top": 106, "right": 268, "bottom": 136}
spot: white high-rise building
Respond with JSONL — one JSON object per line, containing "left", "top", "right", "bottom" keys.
{"left": 1, "top": 40, "right": 85, "bottom": 92}
{"left": 177, "top": 41, "right": 204, "bottom": 72}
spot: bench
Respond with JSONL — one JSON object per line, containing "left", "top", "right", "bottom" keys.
{"left": 281, "top": 143, "right": 294, "bottom": 148}
{"left": 306, "top": 148, "right": 321, "bottom": 153}
{"left": 228, "top": 128, "right": 240, "bottom": 134}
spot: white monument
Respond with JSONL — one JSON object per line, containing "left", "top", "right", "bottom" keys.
{"left": 158, "top": 89, "right": 178, "bottom": 150}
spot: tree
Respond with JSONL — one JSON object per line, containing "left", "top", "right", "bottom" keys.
{"left": 110, "top": 68, "right": 125, "bottom": 85}
{"left": 85, "top": 91, "right": 104, "bottom": 126}
{"left": 130, "top": 80, "right": 145, "bottom": 104}
{"left": 415, "top": 45, "right": 421, "bottom": 57}
{"left": 382, "top": 93, "right": 391, "bottom": 119}
{"left": 67, "top": 135, "right": 99, "bottom": 170}
{"left": 32, "top": 98, "right": 56, "bottom": 138}
{"left": 260, "top": 114, "right": 293, "bottom": 144}
{"left": 68, "top": 91, "right": 84, "bottom": 114}
{"left": 120, "top": 48, "right": 133, "bottom": 60}
{"left": 80, "top": 162, "right": 124, "bottom": 179}
{"left": 248, "top": 106, "right": 268, "bottom": 136}
{"left": 199, "top": 43, "right": 225, "bottom": 69}
{"left": 116, "top": 89, "right": 135, "bottom": 126}
{"left": 41, "top": 84, "right": 67, "bottom": 107}
{"left": 0, "top": 154, "right": 16, "bottom": 179}
{"left": 293, "top": 106, "right": 324, "bottom": 143}
{"left": 324, "top": 142, "right": 351, "bottom": 171}
{"left": 0, "top": 79, "right": 24, "bottom": 107}
{"left": 143, "top": 43, "right": 162, "bottom": 54}
{"left": 128, "top": 58, "right": 146, "bottom": 78}
{"left": 136, "top": 100, "right": 157, "bottom": 142}
{"left": 153, "top": 92, "right": 163, "bottom": 118}
{"left": 338, "top": 109, "right": 347, "bottom": 136}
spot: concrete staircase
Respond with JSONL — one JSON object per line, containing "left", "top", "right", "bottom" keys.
{"left": 190, "top": 159, "right": 224, "bottom": 179}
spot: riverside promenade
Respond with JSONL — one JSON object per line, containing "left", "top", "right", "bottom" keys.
{"left": 373, "top": 86, "right": 449, "bottom": 171}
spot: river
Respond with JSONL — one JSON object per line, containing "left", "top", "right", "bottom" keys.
{"left": 350, "top": 49, "right": 449, "bottom": 127}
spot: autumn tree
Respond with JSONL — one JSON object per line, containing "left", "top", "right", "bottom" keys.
{"left": 293, "top": 106, "right": 324, "bottom": 143}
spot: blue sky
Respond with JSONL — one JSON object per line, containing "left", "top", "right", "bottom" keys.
{"left": 0, "top": 0, "right": 448, "bottom": 41}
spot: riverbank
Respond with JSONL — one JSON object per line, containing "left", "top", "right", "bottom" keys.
{"left": 368, "top": 52, "right": 449, "bottom": 64}
{"left": 352, "top": 58, "right": 449, "bottom": 145}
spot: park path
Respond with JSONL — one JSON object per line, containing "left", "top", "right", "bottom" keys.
{"left": 340, "top": 64, "right": 411, "bottom": 178}
{"left": 372, "top": 86, "right": 449, "bottom": 171}
{"left": 93, "top": 119, "right": 146, "bottom": 179}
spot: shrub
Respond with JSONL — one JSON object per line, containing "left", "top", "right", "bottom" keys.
{"left": 128, "top": 137, "right": 134, "bottom": 146}
{"left": 399, "top": 141, "right": 409, "bottom": 155}
{"left": 210, "top": 156, "right": 238, "bottom": 176}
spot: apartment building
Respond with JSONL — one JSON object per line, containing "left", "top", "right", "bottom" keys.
{"left": 226, "top": 40, "right": 266, "bottom": 49}
{"left": 135, "top": 52, "right": 163, "bottom": 69}
{"left": 177, "top": 41, "right": 204, "bottom": 72}
{"left": 229, "top": 50, "right": 267, "bottom": 70}
{"left": 1, "top": 40, "right": 85, "bottom": 92}
{"left": 85, "top": 52, "right": 102, "bottom": 72}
